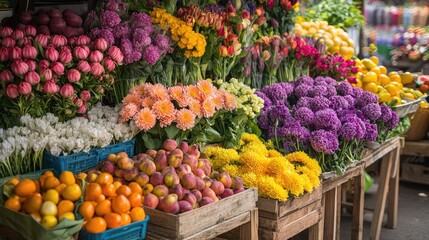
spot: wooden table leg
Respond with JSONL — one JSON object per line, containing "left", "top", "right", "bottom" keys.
{"left": 309, "top": 209, "right": 324, "bottom": 240}
{"left": 351, "top": 172, "right": 364, "bottom": 240}
{"left": 239, "top": 208, "right": 258, "bottom": 240}
{"left": 387, "top": 146, "right": 400, "bottom": 229}
{"left": 324, "top": 186, "right": 340, "bottom": 240}
{"left": 370, "top": 151, "right": 394, "bottom": 240}
{"left": 336, "top": 185, "right": 342, "bottom": 240}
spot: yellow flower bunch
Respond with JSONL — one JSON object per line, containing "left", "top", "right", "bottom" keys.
{"left": 150, "top": 8, "right": 207, "bottom": 58}
{"left": 204, "top": 133, "right": 321, "bottom": 201}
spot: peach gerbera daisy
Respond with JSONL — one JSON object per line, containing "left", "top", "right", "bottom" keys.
{"left": 142, "top": 97, "right": 155, "bottom": 108}
{"left": 211, "top": 91, "right": 224, "bottom": 110}
{"left": 188, "top": 99, "right": 203, "bottom": 118}
{"left": 222, "top": 90, "right": 237, "bottom": 111}
{"left": 133, "top": 107, "right": 156, "bottom": 131}
{"left": 202, "top": 98, "right": 216, "bottom": 118}
{"left": 169, "top": 85, "right": 189, "bottom": 107}
{"left": 130, "top": 83, "right": 149, "bottom": 97}
{"left": 152, "top": 99, "right": 176, "bottom": 119}
{"left": 176, "top": 109, "right": 196, "bottom": 130}
{"left": 122, "top": 94, "right": 143, "bottom": 106}
{"left": 197, "top": 79, "right": 215, "bottom": 97}
{"left": 119, "top": 103, "right": 139, "bottom": 122}
{"left": 186, "top": 85, "right": 202, "bottom": 101}
{"left": 159, "top": 116, "right": 175, "bottom": 128}
{"left": 150, "top": 83, "right": 170, "bottom": 100}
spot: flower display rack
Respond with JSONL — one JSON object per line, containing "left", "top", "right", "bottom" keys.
{"left": 79, "top": 216, "right": 149, "bottom": 240}
{"left": 256, "top": 187, "right": 323, "bottom": 240}
{"left": 43, "top": 138, "right": 136, "bottom": 174}
{"left": 145, "top": 188, "right": 258, "bottom": 240}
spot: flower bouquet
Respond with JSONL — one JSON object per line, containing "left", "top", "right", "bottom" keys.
{"left": 204, "top": 133, "right": 321, "bottom": 201}
{"left": 309, "top": 52, "right": 358, "bottom": 83}
{"left": 0, "top": 26, "right": 121, "bottom": 128}
{"left": 256, "top": 76, "right": 399, "bottom": 174}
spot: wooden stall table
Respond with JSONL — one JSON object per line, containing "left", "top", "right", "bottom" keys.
{"left": 321, "top": 136, "right": 403, "bottom": 240}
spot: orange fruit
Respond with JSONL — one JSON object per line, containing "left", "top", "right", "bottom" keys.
{"left": 128, "top": 193, "right": 142, "bottom": 208}
{"left": 370, "top": 67, "right": 381, "bottom": 76}
{"left": 113, "top": 181, "right": 122, "bottom": 190}
{"left": 85, "top": 217, "right": 107, "bottom": 233}
{"left": 33, "top": 180, "right": 41, "bottom": 193}
{"left": 117, "top": 186, "right": 132, "bottom": 197}
{"left": 59, "top": 171, "right": 75, "bottom": 186}
{"left": 4, "top": 198, "right": 21, "bottom": 212}
{"left": 23, "top": 193, "right": 43, "bottom": 214}
{"left": 385, "top": 84, "right": 399, "bottom": 97}
{"left": 379, "top": 66, "right": 387, "bottom": 75}
{"left": 15, "top": 179, "right": 36, "bottom": 197}
{"left": 378, "top": 74, "right": 391, "bottom": 86}
{"left": 128, "top": 182, "right": 143, "bottom": 195}
{"left": 43, "top": 171, "right": 54, "bottom": 177}
{"left": 120, "top": 213, "right": 131, "bottom": 226}
{"left": 104, "top": 212, "right": 122, "bottom": 229}
{"left": 57, "top": 200, "right": 75, "bottom": 218}
{"left": 96, "top": 173, "right": 113, "bottom": 186}
{"left": 389, "top": 74, "right": 401, "bottom": 83}
{"left": 95, "top": 199, "right": 112, "bottom": 217}
{"left": 62, "top": 184, "right": 82, "bottom": 201}
{"left": 97, "top": 194, "right": 106, "bottom": 203}
{"left": 43, "top": 176, "right": 60, "bottom": 190}
{"left": 362, "top": 72, "right": 377, "bottom": 83}
{"left": 112, "top": 194, "right": 131, "bottom": 214}
{"left": 7, "top": 178, "right": 20, "bottom": 186}
{"left": 369, "top": 56, "right": 379, "bottom": 65}
{"left": 31, "top": 212, "right": 42, "bottom": 222}
{"left": 55, "top": 183, "right": 67, "bottom": 195}
{"left": 85, "top": 183, "right": 102, "bottom": 201}
{"left": 363, "top": 82, "right": 379, "bottom": 93}
{"left": 78, "top": 201, "right": 95, "bottom": 220}
{"left": 420, "top": 84, "right": 429, "bottom": 93}
{"left": 102, "top": 184, "right": 116, "bottom": 197}
{"left": 130, "top": 207, "right": 145, "bottom": 222}
{"left": 401, "top": 72, "right": 414, "bottom": 84}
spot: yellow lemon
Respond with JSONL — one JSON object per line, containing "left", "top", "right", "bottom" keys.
{"left": 391, "top": 96, "right": 402, "bottom": 106}
{"left": 363, "top": 82, "right": 379, "bottom": 93}
{"left": 369, "top": 56, "right": 379, "bottom": 65}
{"left": 378, "top": 74, "right": 391, "bottom": 86}
{"left": 362, "top": 72, "right": 378, "bottom": 83}
{"left": 40, "top": 201, "right": 58, "bottom": 216}
{"left": 59, "top": 212, "right": 75, "bottom": 222}
{"left": 362, "top": 59, "right": 377, "bottom": 70}
{"left": 379, "top": 66, "right": 387, "bottom": 75}
{"left": 403, "top": 92, "right": 415, "bottom": 100}
{"left": 420, "top": 101, "right": 429, "bottom": 108}
{"left": 370, "top": 66, "right": 381, "bottom": 76}
{"left": 389, "top": 74, "right": 402, "bottom": 83}
{"left": 62, "top": 184, "right": 82, "bottom": 202}
{"left": 43, "top": 189, "right": 60, "bottom": 205}
{"left": 390, "top": 81, "right": 403, "bottom": 89}
{"left": 414, "top": 90, "right": 424, "bottom": 98}
{"left": 378, "top": 91, "right": 392, "bottom": 103}
{"left": 400, "top": 72, "right": 415, "bottom": 85}
{"left": 41, "top": 215, "right": 58, "bottom": 229}
{"left": 385, "top": 84, "right": 399, "bottom": 96}
{"left": 388, "top": 71, "right": 399, "bottom": 77}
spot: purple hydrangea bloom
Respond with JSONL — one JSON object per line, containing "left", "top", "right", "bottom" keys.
{"left": 261, "top": 83, "right": 289, "bottom": 103}
{"left": 296, "top": 97, "right": 312, "bottom": 109}
{"left": 340, "top": 122, "right": 357, "bottom": 141}
{"left": 143, "top": 45, "right": 161, "bottom": 65}
{"left": 295, "top": 76, "right": 314, "bottom": 86}
{"left": 325, "top": 85, "right": 337, "bottom": 98}
{"left": 362, "top": 103, "right": 382, "bottom": 121}
{"left": 309, "top": 85, "right": 328, "bottom": 97}
{"left": 313, "top": 109, "right": 341, "bottom": 132}
{"left": 310, "top": 130, "right": 339, "bottom": 154}
{"left": 155, "top": 34, "right": 171, "bottom": 50}
{"left": 294, "top": 84, "right": 311, "bottom": 98}
{"left": 337, "top": 81, "right": 354, "bottom": 96}
{"left": 324, "top": 77, "right": 337, "bottom": 86}
{"left": 314, "top": 76, "right": 327, "bottom": 86}
{"left": 100, "top": 10, "right": 121, "bottom": 28}
{"left": 256, "top": 91, "right": 272, "bottom": 109}
{"left": 294, "top": 107, "right": 314, "bottom": 126}
{"left": 386, "top": 112, "right": 399, "bottom": 130}
{"left": 278, "top": 121, "right": 310, "bottom": 141}
{"left": 329, "top": 96, "right": 349, "bottom": 110}
{"left": 343, "top": 95, "right": 355, "bottom": 107}
{"left": 105, "top": 0, "right": 119, "bottom": 11}
{"left": 258, "top": 109, "right": 270, "bottom": 130}
{"left": 133, "top": 28, "right": 151, "bottom": 50}
{"left": 278, "top": 83, "right": 294, "bottom": 96}
{"left": 379, "top": 104, "right": 393, "bottom": 123}
{"left": 113, "top": 22, "right": 130, "bottom": 39}
{"left": 121, "top": 38, "right": 142, "bottom": 64}
{"left": 268, "top": 104, "right": 291, "bottom": 123}
{"left": 310, "top": 96, "right": 330, "bottom": 112}
{"left": 338, "top": 112, "right": 366, "bottom": 139}
{"left": 352, "top": 87, "right": 364, "bottom": 98}
{"left": 364, "top": 122, "right": 378, "bottom": 142}
{"left": 356, "top": 91, "right": 378, "bottom": 108}
{"left": 130, "top": 12, "right": 153, "bottom": 29}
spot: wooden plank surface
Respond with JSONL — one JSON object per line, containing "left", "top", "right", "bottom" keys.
{"left": 322, "top": 164, "right": 363, "bottom": 193}
{"left": 323, "top": 186, "right": 341, "bottom": 240}
{"left": 352, "top": 173, "right": 364, "bottom": 240}
{"left": 363, "top": 137, "right": 401, "bottom": 167}
{"left": 402, "top": 140, "right": 429, "bottom": 157}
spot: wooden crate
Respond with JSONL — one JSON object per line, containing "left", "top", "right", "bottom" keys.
{"left": 257, "top": 187, "right": 323, "bottom": 240}
{"left": 401, "top": 159, "right": 429, "bottom": 185}
{"left": 145, "top": 188, "right": 258, "bottom": 240}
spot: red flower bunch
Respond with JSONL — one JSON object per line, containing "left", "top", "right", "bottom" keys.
{"left": 0, "top": 26, "right": 123, "bottom": 126}
{"left": 309, "top": 53, "right": 358, "bottom": 83}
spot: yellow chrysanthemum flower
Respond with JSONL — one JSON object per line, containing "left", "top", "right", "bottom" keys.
{"left": 204, "top": 147, "right": 239, "bottom": 170}
{"left": 221, "top": 164, "right": 240, "bottom": 177}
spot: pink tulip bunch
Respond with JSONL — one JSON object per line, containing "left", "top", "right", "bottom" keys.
{"left": 0, "top": 26, "right": 124, "bottom": 126}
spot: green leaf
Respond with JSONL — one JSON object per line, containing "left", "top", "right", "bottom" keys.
{"left": 142, "top": 133, "right": 162, "bottom": 150}
{"left": 204, "top": 127, "right": 222, "bottom": 143}
{"left": 165, "top": 125, "right": 180, "bottom": 139}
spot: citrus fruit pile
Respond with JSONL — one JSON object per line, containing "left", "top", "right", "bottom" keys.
{"left": 3, "top": 170, "right": 82, "bottom": 229}
{"left": 79, "top": 172, "right": 146, "bottom": 233}
{"left": 353, "top": 56, "right": 424, "bottom": 106}
{"left": 295, "top": 20, "right": 355, "bottom": 60}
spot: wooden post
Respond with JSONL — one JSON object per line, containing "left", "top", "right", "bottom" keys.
{"left": 387, "top": 146, "right": 400, "bottom": 229}
{"left": 351, "top": 173, "right": 364, "bottom": 240}
{"left": 324, "top": 187, "right": 340, "bottom": 240}
{"left": 369, "top": 151, "right": 394, "bottom": 240}
{"left": 308, "top": 203, "right": 324, "bottom": 240}
{"left": 239, "top": 208, "right": 258, "bottom": 240}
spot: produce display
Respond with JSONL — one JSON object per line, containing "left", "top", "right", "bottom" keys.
{"left": 295, "top": 20, "right": 355, "bottom": 60}
{"left": 98, "top": 139, "right": 244, "bottom": 214}
{"left": 3, "top": 171, "right": 83, "bottom": 228}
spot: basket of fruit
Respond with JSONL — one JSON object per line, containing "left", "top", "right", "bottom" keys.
{"left": 392, "top": 96, "right": 426, "bottom": 118}
{"left": 0, "top": 170, "right": 84, "bottom": 240}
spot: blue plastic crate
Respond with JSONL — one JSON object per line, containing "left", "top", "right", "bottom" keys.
{"left": 96, "top": 138, "right": 136, "bottom": 162}
{"left": 79, "top": 216, "right": 149, "bottom": 240}
{"left": 43, "top": 150, "right": 99, "bottom": 175}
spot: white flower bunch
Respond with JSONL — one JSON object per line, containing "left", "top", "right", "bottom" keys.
{"left": 0, "top": 104, "right": 138, "bottom": 177}
{"left": 218, "top": 78, "right": 264, "bottom": 119}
